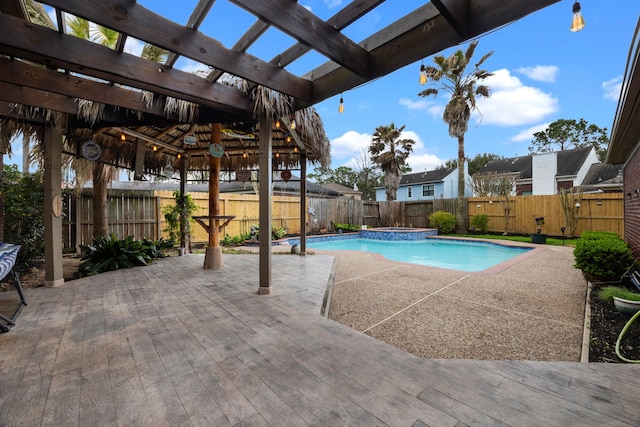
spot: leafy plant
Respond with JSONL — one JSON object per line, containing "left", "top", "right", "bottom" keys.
{"left": 221, "top": 232, "right": 251, "bottom": 247}
{"left": 333, "top": 222, "right": 361, "bottom": 232}
{"left": 429, "top": 210, "right": 456, "bottom": 234}
{"left": 75, "top": 234, "right": 169, "bottom": 278}
{"left": 469, "top": 214, "right": 489, "bottom": 233}
{"left": 162, "top": 191, "right": 198, "bottom": 244}
{"left": 251, "top": 224, "right": 287, "bottom": 240}
{"left": 598, "top": 286, "right": 640, "bottom": 302}
{"left": 574, "top": 233, "right": 633, "bottom": 283}
{"left": 0, "top": 165, "right": 45, "bottom": 264}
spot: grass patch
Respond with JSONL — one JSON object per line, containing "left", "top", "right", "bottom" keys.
{"left": 448, "top": 233, "right": 576, "bottom": 247}
{"left": 598, "top": 286, "right": 640, "bottom": 302}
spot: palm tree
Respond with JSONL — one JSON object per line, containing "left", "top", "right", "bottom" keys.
{"left": 369, "top": 123, "right": 415, "bottom": 201}
{"left": 418, "top": 40, "right": 493, "bottom": 233}
{"left": 66, "top": 16, "right": 167, "bottom": 238}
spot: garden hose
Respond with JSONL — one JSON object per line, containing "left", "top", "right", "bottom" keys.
{"left": 615, "top": 309, "right": 640, "bottom": 363}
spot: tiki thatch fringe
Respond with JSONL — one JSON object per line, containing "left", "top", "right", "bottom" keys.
{"left": 77, "top": 99, "right": 105, "bottom": 126}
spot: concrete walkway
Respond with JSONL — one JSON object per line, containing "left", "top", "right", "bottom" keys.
{"left": 0, "top": 251, "right": 638, "bottom": 426}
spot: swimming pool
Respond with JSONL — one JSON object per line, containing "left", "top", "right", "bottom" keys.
{"left": 304, "top": 237, "right": 532, "bottom": 272}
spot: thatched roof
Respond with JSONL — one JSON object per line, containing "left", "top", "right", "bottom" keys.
{"left": 1, "top": 83, "right": 331, "bottom": 176}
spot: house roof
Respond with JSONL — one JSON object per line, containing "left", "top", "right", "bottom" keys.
{"left": 399, "top": 168, "right": 455, "bottom": 185}
{"left": 556, "top": 146, "right": 594, "bottom": 176}
{"left": 321, "top": 182, "right": 360, "bottom": 195}
{"left": 581, "top": 163, "right": 624, "bottom": 186}
{"left": 607, "top": 16, "right": 640, "bottom": 164}
{"left": 480, "top": 156, "right": 532, "bottom": 179}
{"left": 480, "top": 146, "right": 595, "bottom": 179}
{"left": 82, "top": 176, "right": 341, "bottom": 197}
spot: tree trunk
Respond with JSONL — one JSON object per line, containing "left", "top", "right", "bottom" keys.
{"left": 92, "top": 162, "right": 109, "bottom": 238}
{"left": 456, "top": 136, "right": 467, "bottom": 233}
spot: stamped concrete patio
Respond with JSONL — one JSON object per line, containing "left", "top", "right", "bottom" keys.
{"left": 0, "top": 249, "right": 639, "bottom": 426}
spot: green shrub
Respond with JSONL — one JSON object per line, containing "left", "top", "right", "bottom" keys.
{"left": 75, "top": 234, "right": 169, "bottom": 278}
{"left": 578, "top": 231, "right": 620, "bottom": 240}
{"left": 251, "top": 224, "right": 287, "bottom": 240}
{"left": 429, "top": 211, "right": 456, "bottom": 234}
{"left": 221, "top": 232, "right": 251, "bottom": 246}
{"left": 470, "top": 214, "right": 489, "bottom": 233}
{"left": 598, "top": 286, "right": 640, "bottom": 302}
{"left": 0, "top": 165, "right": 45, "bottom": 264}
{"left": 574, "top": 235, "right": 633, "bottom": 283}
{"left": 162, "top": 191, "right": 198, "bottom": 245}
{"left": 333, "top": 222, "right": 360, "bottom": 232}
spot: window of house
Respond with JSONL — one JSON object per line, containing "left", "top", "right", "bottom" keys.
{"left": 422, "top": 184, "right": 434, "bottom": 197}
{"left": 407, "top": 187, "right": 412, "bottom": 198}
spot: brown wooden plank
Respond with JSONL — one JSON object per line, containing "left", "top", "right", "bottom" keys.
{"left": 43, "top": 0, "right": 312, "bottom": 102}
{"left": 231, "top": 0, "right": 370, "bottom": 78}
{"left": 79, "top": 371, "right": 117, "bottom": 426}
{"left": 0, "top": 13, "right": 252, "bottom": 117}
{"left": 40, "top": 368, "right": 82, "bottom": 426}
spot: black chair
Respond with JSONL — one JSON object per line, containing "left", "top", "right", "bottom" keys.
{"left": 0, "top": 243, "right": 27, "bottom": 332}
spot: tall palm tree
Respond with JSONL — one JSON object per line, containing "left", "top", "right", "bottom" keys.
{"left": 418, "top": 40, "right": 493, "bottom": 233}
{"left": 369, "top": 123, "right": 415, "bottom": 201}
{"left": 66, "top": 15, "right": 167, "bottom": 238}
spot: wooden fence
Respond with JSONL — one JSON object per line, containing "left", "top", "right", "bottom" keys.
{"left": 62, "top": 190, "right": 624, "bottom": 250}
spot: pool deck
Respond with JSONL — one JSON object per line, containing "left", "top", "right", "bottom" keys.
{"left": 0, "top": 248, "right": 639, "bottom": 426}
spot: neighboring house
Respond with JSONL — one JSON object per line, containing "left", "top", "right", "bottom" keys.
{"left": 479, "top": 146, "right": 599, "bottom": 195}
{"left": 321, "top": 183, "right": 362, "bottom": 200}
{"left": 375, "top": 167, "right": 472, "bottom": 201}
{"left": 606, "top": 16, "right": 640, "bottom": 256}
{"left": 580, "top": 163, "right": 624, "bottom": 193}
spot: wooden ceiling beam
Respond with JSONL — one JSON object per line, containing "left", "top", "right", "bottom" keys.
{"left": 41, "top": 0, "right": 312, "bottom": 101}
{"left": 431, "top": 0, "right": 470, "bottom": 37}
{"left": 0, "top": 81, "right": 77, "bottom": 114}
{"left": 0, "top": 13, "right": 253, "bottom": 117}
{"left": 165, "top": 0, "right": 217, "bottom": 67}
{"left": 271, "top": 0, "right": 385, "bottom": 69}
{"left": 230, "top": 0, "right": 370, "bottom": 78}
{"left": 307, "top": 0, "right": 560, "bottom": 104}
{"left": 0, "top": 57, "right": 170, "bottom": 117}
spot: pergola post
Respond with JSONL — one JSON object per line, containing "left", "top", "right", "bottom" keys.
{"left": 43, "top": 125, "right": 64, "bottom": 287}
{"left": 257, "top": 114, "right": 273, "bottom": 294}
{"left": 204, "top": 123, "right": 223, "bottom": 269}
{"left": 299, "top": 153, "right": 307, "bottom": 256}
{"left": 179, "top": 157, "right": 188, "bottom": 255}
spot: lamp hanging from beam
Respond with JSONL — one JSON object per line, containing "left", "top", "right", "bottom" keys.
{"left": 570, "top": 1, "right": 585, "bottom": 32}
{"left": 338, "top": 94, "right": 344, "bottom": 113}
{"left": 419, "top": 61, "right": 427, "bottom": 85}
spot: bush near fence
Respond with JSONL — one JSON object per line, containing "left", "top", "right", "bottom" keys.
{"left": 62, "top": 190, "right": 624, "bottom": 250}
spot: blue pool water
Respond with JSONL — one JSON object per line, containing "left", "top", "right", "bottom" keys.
{"left": 305, "top": 238, "right": 531, "bottom": 272}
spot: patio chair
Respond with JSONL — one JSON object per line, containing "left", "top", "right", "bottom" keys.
{"left": 0, "top": 243, "right": 27, "bottom": 333}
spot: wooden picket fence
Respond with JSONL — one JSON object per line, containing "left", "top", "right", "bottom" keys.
{"left": 62, "top": 190, "right": 624, "bottom": 250}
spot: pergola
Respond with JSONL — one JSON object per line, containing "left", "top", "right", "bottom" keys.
{"left": 0, "top": 0, "right": 560, "bottom": 293}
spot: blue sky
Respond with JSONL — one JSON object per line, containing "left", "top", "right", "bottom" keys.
{"left": 6, "top": 1, "right": 639, "bottom": 175}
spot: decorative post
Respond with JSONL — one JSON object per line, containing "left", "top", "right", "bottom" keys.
{"left": 43, "top": 125, "right": 64, "bottom": 287}
{"left": 258, "top": 114, "right": 273, "bottom": 294}
{"left": 203, "top": 123, "right": 223, "bottom": 269}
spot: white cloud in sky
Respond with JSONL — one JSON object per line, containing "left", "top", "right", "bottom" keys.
{"left": 603, "top": 76, "right": 623, "bottom": 101}
{"left": 407, "top": 153, "right": 444, "bottom": 172}
{"left": 124, "top": 38, "right": 144, "bottom": 57}
{"left": 474, "top": 69, "right": 559, "bottom": 126}
{"left": 510, "top": 123, "right": 550, "bottom": 142}
{"left": 323, "top": 0, "right": 344, "bottom": 8}
{"left": 399, "top": 69, "right": 558, "bottom": 127}
{"left": 330, "top": 130, "right": 372, "bottom": 161}
{"left": 515, "top": 65, "right": 559, "bottom": 83}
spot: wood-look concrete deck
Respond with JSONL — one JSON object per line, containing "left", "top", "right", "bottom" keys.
{"left": 0, "top": 253, "right": 639, "bottom": 426}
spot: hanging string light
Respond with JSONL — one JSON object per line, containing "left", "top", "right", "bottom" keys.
{"left": 338, "top": 94, "right": 344, "bottom": 113}
{"left": 152, "top": 145, "right": 158, "bottom": 151}
{"left": 286, "top": 135, "right": 292, "bottom": 143}
{"left": 290, "top": 119, "right": 296, "bottom": 130}
{"left": 275, "top": 119, "right": 281, "bottom": 128}
{"left": 242, "top": 151, "right": 247, "bottom": 158}
{"left": 570, "top": 1, "right": 585, "bottom": 32}
{"left": 120, "top": 133, "right": 126, "bottom": 141}
{"left": 419, "top": 60, "right": 427, "bottom": 85}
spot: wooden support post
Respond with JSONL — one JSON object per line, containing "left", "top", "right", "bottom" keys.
{"left": 258, "top": 114, "right": 273, "bottom": 294}
{"left": 300, "top": 153, "right": 307, "bottom": 256}
{"left": 43, "top": 126, "right": 64, "bottom": 287}
{"left": 204, "top": 123, "right": 223, "bottom": 269}
{"left": 179, "top": 158, "right": 188, "bottom": 255}
{"left": 134, "top": 139, "right": 145, "bottom": 180}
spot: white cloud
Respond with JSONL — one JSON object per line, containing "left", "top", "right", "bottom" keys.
{"left": 516, "top": 65, "right": 559, "bottom": 83}
{"left": 330, "top": 130, "right": 372, "bottom": 160}
{"left": 407, "top": 153, "right": 445, "bottom": 172}
{"left": 177, "top": 58, "right": 210, "bottom": 76}
{"left": 603, "top": 76, "right": 623, "bottom": 101}
{"left": 124, "top": 38, "right": 144, "bottom": 57}
{"left": 323, "top": 0, "right": 344, "bottom": 8}
{"left": 399, "top": 98, "right": 429, "bottom": 110}
{"left": 510, "top": 123, "right": 550, "bottom": 142}
{"left": 474, "top": 69, "right": 559, "bottom": 126}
